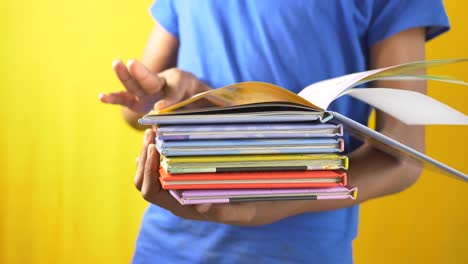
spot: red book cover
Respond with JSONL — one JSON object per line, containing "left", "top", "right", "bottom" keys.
{"left": 159, "top": 168, "right": 346, "bottom": 190}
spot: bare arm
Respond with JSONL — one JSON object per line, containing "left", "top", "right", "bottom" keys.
{"left": 349, "top": 27, "right": 426, "bottom": 201}
{"left": 141, "top": 24, "right": 179, "bottom": 72}
{"left": 286, "top": 27, "right": 427, "bottom": 214}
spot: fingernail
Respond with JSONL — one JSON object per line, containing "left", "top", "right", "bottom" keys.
{"left": 98, "top": 93, "right": 107, "bottom": 102}
{"left": 154, "top": 100, "right": 165, "bottom": 111}
{"left": 196, "top": 203, "right": 212, "bottom": 214}
{"left": 127, "top": 58, "right": 135, "bottom": 65}
{"left": 112, "top": 59, "right": 121, "bottom": 68}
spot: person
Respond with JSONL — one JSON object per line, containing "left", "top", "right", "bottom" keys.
{"left": 100, "top": 1, "right": 449, "bottom": 263}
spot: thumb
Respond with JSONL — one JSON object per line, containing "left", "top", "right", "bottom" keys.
{"left": 154, "top": 86, "right": 186, "bottom": 110}
{"left": 154, "top": 98, "right": 179, "bottom": 111}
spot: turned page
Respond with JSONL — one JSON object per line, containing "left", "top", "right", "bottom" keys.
{"left": 298, "top": 59, "right": 468, "bottom": 124}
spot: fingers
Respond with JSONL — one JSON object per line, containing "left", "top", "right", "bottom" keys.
{"left": 127, "top": 59, "right": 166, "bottom": 95}
{"left": 99, "top": 91, "right": 136, "bottom": 108}
{"left": 133, "top": 130, "right": 177, "bottom": 207}
{"left": 153, "top": 81, "right": 185, "bottom": 110}
{"left": 196, "top": 203, "right": 212, "bottom": 214}
{"left": 113, "top": 59, "right": 146, "bottom": 97}
{"left": 196, "top": 203, "right": 256, "bottom": 225}
{"left": 140, "top": 142, "right": 188, "bottom": 210}
{"left": 141, "top": 143, "right": 161, "bottom": 200}
{"left": 134, "top": 129, "right": 155, "bottom": 191}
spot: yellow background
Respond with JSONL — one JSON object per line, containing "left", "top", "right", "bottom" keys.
{"left": 1, "top": 0, "right": 467, "bottom": 263}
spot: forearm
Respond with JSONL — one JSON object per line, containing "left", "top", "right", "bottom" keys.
{"left": 346, "top": 142, "right": 423, "bottom": 202}
{"left": 288, "top": 27, "right": 428, "bottom": 214}
{"left": 286, "top": 141, "right": 424, "bottom": 216}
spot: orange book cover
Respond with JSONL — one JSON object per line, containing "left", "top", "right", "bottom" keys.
{"left": 159, "top": 168, "right": 346, "bottom": 190}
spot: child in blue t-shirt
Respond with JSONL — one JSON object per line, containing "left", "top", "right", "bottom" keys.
{"left": 100, "top": 1, "right": 449, "bottom": 263}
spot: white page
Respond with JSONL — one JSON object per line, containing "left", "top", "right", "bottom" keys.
{"left": 360, "top": 75, "right": 468, "bottom": 86}
{"left": 342, "top": 88, "right": 468, "bottom": 125}
{"left": 298, "top": 58, "right": 468, "bottom": 109}
{"left": 298, "top": 70, "right": 381, "bottom": 109}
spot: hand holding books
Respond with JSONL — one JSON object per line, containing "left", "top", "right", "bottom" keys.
{"left": 132, "top": 58, "right": 467, "bottom": 225}
{"left": 135, "top": 128, "right": 353, "bottom": 226}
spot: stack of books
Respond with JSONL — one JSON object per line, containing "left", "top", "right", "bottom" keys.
{"left": 140, "top": 59, "right": 468, "bottom": 205}
{"left": 154, "top": 122, "right": 357, "bottom": 204}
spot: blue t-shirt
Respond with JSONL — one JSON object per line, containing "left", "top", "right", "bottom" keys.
{"left": 133, "top": 1, "right": 448, "bottom": 263}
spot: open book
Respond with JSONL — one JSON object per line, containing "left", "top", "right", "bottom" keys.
{"left": 139, "top": 59, "right": 468, "bottom": 181}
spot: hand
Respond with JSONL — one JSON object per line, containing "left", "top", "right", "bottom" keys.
{"left": 135, "top": 129, "right": 306, "bottom": 226}
{"left": 100, "top": 59, "right": 211, "bottom": 113}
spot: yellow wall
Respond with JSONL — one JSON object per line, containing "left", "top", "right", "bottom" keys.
{"left": 0, "top": 1, "right": 466, "bottom": 263}
{"left": 355, "top": 1, "right": 468, "bottom": 262}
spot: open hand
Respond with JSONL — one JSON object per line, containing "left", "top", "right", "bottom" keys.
{"left": 100, "top": 59, "right": 211, "bottom": 113}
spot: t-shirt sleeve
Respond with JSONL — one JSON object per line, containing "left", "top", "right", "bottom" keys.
{"left": 368, "top": 0, "right": 449, "bottom": 47}
{"left": 149, "top": 0, "right": 179, "bottom": 38}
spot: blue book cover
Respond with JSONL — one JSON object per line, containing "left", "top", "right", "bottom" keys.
{"left": 156, "top": 138, "right": 344, "bottom": 156}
